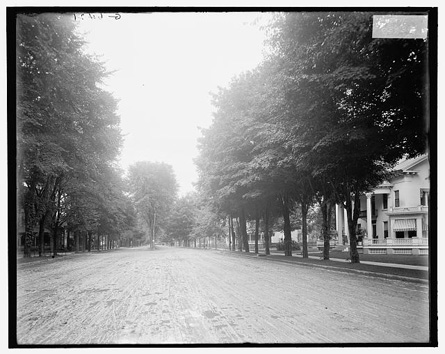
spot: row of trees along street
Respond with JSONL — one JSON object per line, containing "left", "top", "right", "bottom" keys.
{"left": 17, "top": 13, "right": 428, "bottom": 264}
{"left": 196, "top": 12, "right": 428, "bottom": 263}
{"left": 17, "top": 14, "right": 139, "bottom": 257}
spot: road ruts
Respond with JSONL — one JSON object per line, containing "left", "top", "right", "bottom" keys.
{"left": 16, "top": 246, "right": 430, "bottom": 344}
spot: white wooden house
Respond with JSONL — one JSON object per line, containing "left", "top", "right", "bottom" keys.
{"left": 333, "top": 154, "right": 430, "bottom": 255}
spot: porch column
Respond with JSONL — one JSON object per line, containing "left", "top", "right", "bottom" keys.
{"left": 366, "top": 193, "right": 373, "bottom": 239}
{"left": 336, "top": 204, "right": 344, "bottom": 245}
{"left": 416, "top": 217, "right": 422, "bottom": 239}
{"left": 390, "top": 219, "right": 395, "bottom": 239}
{"left": 388, "top": 190, "right": 393, "bottom": 212}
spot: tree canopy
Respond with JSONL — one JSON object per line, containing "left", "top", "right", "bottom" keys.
{"left": 195, "top": 11, "right": 429, "bottom": 262}
{"left": 16, "top": 13, "right": 126, "bottom": 256}
{"left": 16, "top": 11, "right": 429, "bottom": 265}
{"left": 127, "top": 161, "right": 178, "bottom": 249}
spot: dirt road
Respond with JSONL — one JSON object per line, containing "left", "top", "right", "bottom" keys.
{"left": 16, "top": 246, "right": 430, "bottom": 345}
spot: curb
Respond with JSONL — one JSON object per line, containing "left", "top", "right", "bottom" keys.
{"left": 257, "top": 255, "right": 429, "bottom": 284}
{"left": 212, "top": 248, "right": 429, "bottom": 285}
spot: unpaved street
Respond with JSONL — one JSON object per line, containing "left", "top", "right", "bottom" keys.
{"left": 16, "top": 246, "right": 430, "bottom": 344}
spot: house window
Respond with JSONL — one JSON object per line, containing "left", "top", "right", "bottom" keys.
{"left": 408, "top": 230, "right": 417, "bottom": 238}
{"left": 394, "top": 190, "right": 400, "bottom": 207}
{"left": 396, "top": 231, "right": 405, "bottom": 238}
{"left": 383, "top": 221, "right": 388, "bottom": 238}
{"left": 383, "top": 194, "right": 388, "bottom": 209}
{"left": 371, "top": 196, "right": 376, "bottom": 216}
{"left": 420, "top": 190, "right": 429, "bottom": 206}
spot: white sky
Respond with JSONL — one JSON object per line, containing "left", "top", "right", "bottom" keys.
{"left": 76, "top": 12, "right": 271, "bottom": 196}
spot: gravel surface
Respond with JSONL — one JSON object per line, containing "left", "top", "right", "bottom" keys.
{"left": 16, "top": 246, "right": 430, "bottom": 345}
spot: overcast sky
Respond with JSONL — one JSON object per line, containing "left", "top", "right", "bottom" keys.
{"left": 76, "top": 12, "right": 271, "bottom": 196}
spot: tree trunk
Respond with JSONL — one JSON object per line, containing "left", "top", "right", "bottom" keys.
{"left": 49, "top": 229, "right": 54, "bottom": 257}
{"left": 38, "top": 216, "right": 45, "bottom": 256}
{"left": 52, "top": 226, "right": 58, "bottom": 258}
{"left": 301, "top": 202, "right": 309, "bottom": 258}
{"left": 345, "top": 192, "right": 361, "bottom": 263}
{"left": 83, "top": 231, "right": 87, "bottom": 252}
{"left": 151, "top": 211, "right": 156, "bottom": 250}
{"left": 239, "top": 208, "right": 249, "bottom": 252}
{"left": 282, "top": 196, "right": 292, "bottom": 256}
{"left": 230, "top": 217, "right": 236, "bottom": 251}
{"left": 88, "top": 231, "right": 92, "bottom": 252}
{"left": 254, "top": 212, "right": 259, "bottom": 254}
{"left": 321, "top": 200, "right": 330, "bottom": 260}
{"left": 236, "top": 218, "right": 242, "bottom": 251}
{"left": 52, "top": 190, "right": 62, "bottom": 257}
{"left": 75, "top": 230, "right": 79, "bottom": 252}
{"left": 263, "top": 204, "right": 270, "bottom": 255}
{"left": 228, "top": 216, "right": 232, "bottom": 251}
{"left": 23, "top": 181, "right": 37, "bottom": 257}
{"left": 38, "top": 176, "right": 59, "bottom": 256}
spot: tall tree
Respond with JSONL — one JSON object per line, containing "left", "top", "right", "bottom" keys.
{"left": 164, "top": 194, "right": 197, "bottom": 247}
{"left": 17, "top": 13, "right": 122, "bottom": 256}
{"left": 128, "top": 161, "right": 178, "bottom": 249}
{"left": 190, "top": 201, "right": 226, "bottom": 249}
{"left": 265, "top": 12, "right": 429, "bottom": 262}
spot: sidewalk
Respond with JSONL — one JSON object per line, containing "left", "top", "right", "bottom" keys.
{"left": 270, "top": 250, "right": 429, "bottom": 271}
{"left": 217, "top": 248, "right": 430, "bottom": 284}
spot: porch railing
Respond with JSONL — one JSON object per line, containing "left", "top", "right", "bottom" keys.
{"left": 393, "top": 238, "right": 413, "bottom": 245}
{"left": 371, "top": 239, "right": 386, "bottom": 245}
{"left": 364, "top": 238, "right": 428, "bottom": 247}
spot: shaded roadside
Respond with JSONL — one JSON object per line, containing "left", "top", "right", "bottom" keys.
{"left": 304, "top": 249, "right": 429, "bottom": 266}
{"left": 211, "top": 247, "right": 430, "bottom": 284}
{"left": 15, "top": 246, "right": 144, "bottom": 266}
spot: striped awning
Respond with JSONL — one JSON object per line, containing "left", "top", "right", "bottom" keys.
{"left": 393, "top": 219, "right": 417, "bottom": 231}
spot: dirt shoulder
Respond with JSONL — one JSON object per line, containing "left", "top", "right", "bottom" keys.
{"left": 212, "top": 248, "right": 430, "bottom": 284}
